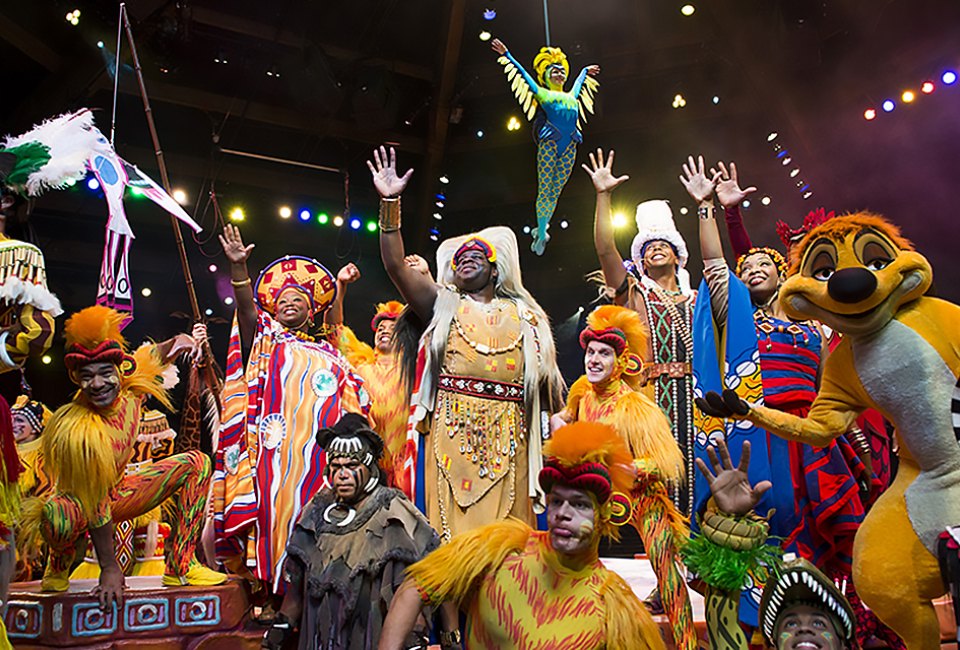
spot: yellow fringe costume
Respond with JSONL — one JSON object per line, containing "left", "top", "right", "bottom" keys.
{"left": 559, "top": 305, "right": 696, "bottom": 650}
{"left": 20, "top": 306, "right": 224, "bottom": 591}
{"left": 408, "top": 421, "right": 664, "bottom": 650}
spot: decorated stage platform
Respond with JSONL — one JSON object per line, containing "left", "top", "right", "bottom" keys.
{"left": 3, "top": 560, "right": 954, "bottom": 648}
{"left": 5, "top": 577, "right": 262, "bottom": 649}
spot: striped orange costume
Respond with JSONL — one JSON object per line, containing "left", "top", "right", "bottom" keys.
{"left": 21, "top": 306, "right": 225, "bottom": 591}
{"left": 407, "top": 422, "right": 665, "bottom": 650}
{"left": 559, "top": 305, "right": 697, "bottom": 650}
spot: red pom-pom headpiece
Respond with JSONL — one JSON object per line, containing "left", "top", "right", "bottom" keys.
{"left": 776, "top": 207, "right": 835, "bottom": 252}
{"left": 370, "top": 300, "right": 405, "bottom": 332}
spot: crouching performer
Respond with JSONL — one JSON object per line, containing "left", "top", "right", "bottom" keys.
{"left": 378, "top": 421, "right": 666, "bottom": 650}
{"left": 21, "top": 305, "right": 225, "bottom": 606}
{"left": 263, "top": 413, "right": 442, "bottom": 650}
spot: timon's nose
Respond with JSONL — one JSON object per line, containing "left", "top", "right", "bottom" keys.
{"left": 827, "top": 267, "right": 878, "bottom": 304}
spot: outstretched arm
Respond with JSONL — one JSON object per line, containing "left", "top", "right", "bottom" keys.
{"left": 680, "top": 154, "right": 723, "bottom": 261}
{"left": 491, "top": 39, "right": 540, "bottom": 94}
{"left": 583, "top": 149, "right": 629, "bottom": 298}
{"left": 324, "top": 263, "right": 360, "bottom": 326}
{"left": 368, "top": 146, "right": 438, "bottom": 322}
{"left": 218, "top": 224, "right": 258, "bottom": 349}
{"left": 712, "top": 161, "right": 756, "bottom": 259}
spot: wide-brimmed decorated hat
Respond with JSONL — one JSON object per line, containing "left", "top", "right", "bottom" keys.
{"left": 255, "top": 255, "right": 337, "bottom": 317}
{"left": 758, "top": 554, "right": 855, "bottom": 645}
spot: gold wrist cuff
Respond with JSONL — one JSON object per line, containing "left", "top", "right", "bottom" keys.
{"left": 230, "top": 277, "right": 252, "bottom": 288}
{"left": 379, "top": 197, "right": 401, "bottom": 232}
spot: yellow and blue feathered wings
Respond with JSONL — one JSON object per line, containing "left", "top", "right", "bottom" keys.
{"left": 496, "top": 54, "right": 600, "bottom": 129}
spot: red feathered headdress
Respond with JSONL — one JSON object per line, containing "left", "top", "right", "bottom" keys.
{"left": 775, "top": 207, "right": 835, "bottom": 253}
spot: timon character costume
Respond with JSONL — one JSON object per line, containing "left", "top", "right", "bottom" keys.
{"left": 697, "top": 213, "right": 960, "bottom": 649}
{"left": 559, "top": 305, "right": 696, "bottom": 650}
{"left": 21, "top": 305, "right": 224, "bottom": 591}
{"left": 495, "top": 44, "right": 600, "bottom": 254}
{"left": 406, "top": 421, "right": 665, "bottom": 649}
{"left": 212, "top": 256, "right": 370, "bottom": 592}
{"left": 403, "top": 227, "right": 564, "bottom": 540}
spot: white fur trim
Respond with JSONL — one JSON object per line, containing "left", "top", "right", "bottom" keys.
{"left": 161, "top": 363, "right": 180, "bottom": 389}
{"left": 0, "top": 277, "right": 62, "bottom": 316}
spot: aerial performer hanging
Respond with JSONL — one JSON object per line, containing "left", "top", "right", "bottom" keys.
{"left": 491, "top": 38, "right": 600, "bottom": 255}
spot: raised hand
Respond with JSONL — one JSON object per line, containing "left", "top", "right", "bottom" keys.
{"left": 337, "top": 262, "right": 361, "bottom": 285}
{"left": 218, "top": 224, "right": 255, "bottom": 265}
{"left": 490, "top": 38, "right": 507, "bottom": 56}
{"left": 696, "top": 439, "right": 771, "bottom": 517}
{"left": 582, "top": 149, "right": 630, "bottom": 195}
{"left": 679, "top": 154, "right": 721, "bottom": 204}
{"left": 404, "top": 254, "right": 431, "bottom": 276}
{"left": 586, "top": 65, "right": 601, "bottom": 77}
{"left": 711, "top": 161, "right": 757, "bottom": 209}
{"left": 367, "top": 146, "right": 414, "bottom": 199}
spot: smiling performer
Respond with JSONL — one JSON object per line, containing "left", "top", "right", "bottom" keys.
{"left": 368, "top": 146, "right": 564, "bottom": 541}
{"left": 378, "top": 421, "right": 665, "bottom": 650}
{"left": 681, "top": 155, "right": 869, "bottom": 629}
{"left": 490, "top": 38, "right": 600, "bottom": 255}
{"left": 696, "top": 213, "right": 960, "bottom": 649}
{"left": 212, "top": 225, "right": 370, "bottom": 601}
{"left": 21, "top": 306, "right": 225, "bottom": 606}
{"left": 552, "top": 305, "right": 695, "bottom": 649}
{"left": 584, "top": 150, "right": 699, "bottom": 519}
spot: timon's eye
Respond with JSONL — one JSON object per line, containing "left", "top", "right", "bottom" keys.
{"left": 801, "top": 239, "right": 838, "bottom": 282}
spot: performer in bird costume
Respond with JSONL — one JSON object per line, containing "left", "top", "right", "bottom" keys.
{"left": 491, "top": 38, "right": 600, "bottom": 255}
{"left": 379, "top": 421, "right": 665, "bottom": 650}
{"left": 696, "top": 212, "right": 959, "bottom": 649}
{"left": 552, "top": 305, "right": 696, "bottom": 650}
{"left": 21, "top": 305, "right": 225, "bottom": 608}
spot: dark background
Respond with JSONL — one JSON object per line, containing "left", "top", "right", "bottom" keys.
{"left": 1, "top": 0, "right": 958, "bottom": 407}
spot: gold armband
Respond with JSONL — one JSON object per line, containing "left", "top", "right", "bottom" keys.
{"left": 230, "top": 277, "right": 252, "bottom": 288}
{"left": 379, "top": 197, "right": 401, "bottom": 232}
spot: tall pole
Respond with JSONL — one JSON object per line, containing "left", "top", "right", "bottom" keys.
{"left": 121, "top": 8, "right": 202, "bottom": 321}
{"left": 543, "top": 0, "right": 551, "bottom": 46}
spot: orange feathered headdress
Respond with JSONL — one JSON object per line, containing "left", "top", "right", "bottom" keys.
{"left": 580, "top": 305, "right": 647, "bottom": 388}
{"left": 540, "top": 421, "right": 634, "bottom": 504}
{"left": 63, "top": 305, "right": 134, "bottom": 377}
{"left": 370, "top": 300, "right": 405, "bottom": 331}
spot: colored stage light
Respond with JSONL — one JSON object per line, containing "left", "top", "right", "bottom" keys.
{"left": 761, "top": 196, "right": 771, "bottom": 206}
{"left": 333, "top": 215, "right": 344, "bottom": 227}
{"left": 712, "top": 95, "right": 720, "bottom": 104}
{"left": 523, "top": 226, "right": 531, "bottom": 234}
{"left": 790, "top": 168, "right": 801, "bottom": 177}
{"left": 742, "top": 200, "right": 751, "bottom": 209}
{"left": 318, "top": 213, "right": 329, "bottom": 225}
{"left": 479, "top": 31, "right": 492, "bottom": 42}
{"left": 429, "top": 234, "right": 439, "bottom": 242}
{"left": 679, "top": 207, "right": 689, "bottom": 215}
{"left": 439, "top": 175, "right": 450, "bottom": 184}
{"left": 87, "top": 178, "right": 100, "bottom": 191}
{"left": 208, "top": 264, "right": 218, "bottom": 273}
{"left": 433, "top": 213, "right": 443, "bottom": 220}
{"left": 901, "top": 90, "right": 915, "bottom": 103}
{"left": 882, "top": 100, "right": 895, "bottom": 112}
{"left": 141, "top": 287, "right": 152, "bottom": 297}
{"left": 802, "top": 191, "right": 813, "bottom": 199}
{"left": 507, "top": 116, "right": 522, "bottom": 131}
{"left": 942, "top": 70, "right": 957, "bottom": 85}
{"left": 349, "top": 218, "right": 361, "bottom": 230}
{"left": 366, "top": 221, "right": 377, "bottom": 232}
{"left": 476, "top": 130, "right": 484, "bottom": 138}
{"left": 681, "top": 4, "right": 696, "bottom": 16}
{"left": 42, "top": 355, "right": 52, "bottom": 365}
{"left": 299, "top": 209, "right": 311, "bottom": 221}
{"left": 921, "top": 81, "right": 935, "bottom": 94}
{"left": 863, "top": 108, "right": 877, "bottom": 121}
{"left": 225, "top": 296, "right": 235, "bottom": 306}
{"left": 767, "top": 132, "right": 778, "bottom": 142}
{"left": 129, "top": 187, "right": 145, "bottom": 197}
{"left": 278, "top": 206, "right": 292, "bottom": 219}
{"left": 612, "top": 212, "right": 628, "bottom": 228}
{"left": 672, "top": 94, "right": 686, "bottom": 109}
{"left": 173, "top": 188, "right": 188, "bottom": 204}
{"left": 229, "top": 207, "right": 245, "bottom": 222}
{"left": 204, "top": 308, "right": 213, "bottom": 316}
{"left": 560, "top": 220, "right": 569, "bottom": 229}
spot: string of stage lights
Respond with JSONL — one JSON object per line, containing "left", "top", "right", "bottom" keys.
{"left": 863, "top": 68, "right": 957, "bottom": 121}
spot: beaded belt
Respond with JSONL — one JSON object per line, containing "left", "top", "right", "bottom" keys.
{"left": 642, "top": 361, "right": 692, "bottom": 382}
{"left": 438, "top": 374, "right": 524, "bottom": 402}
